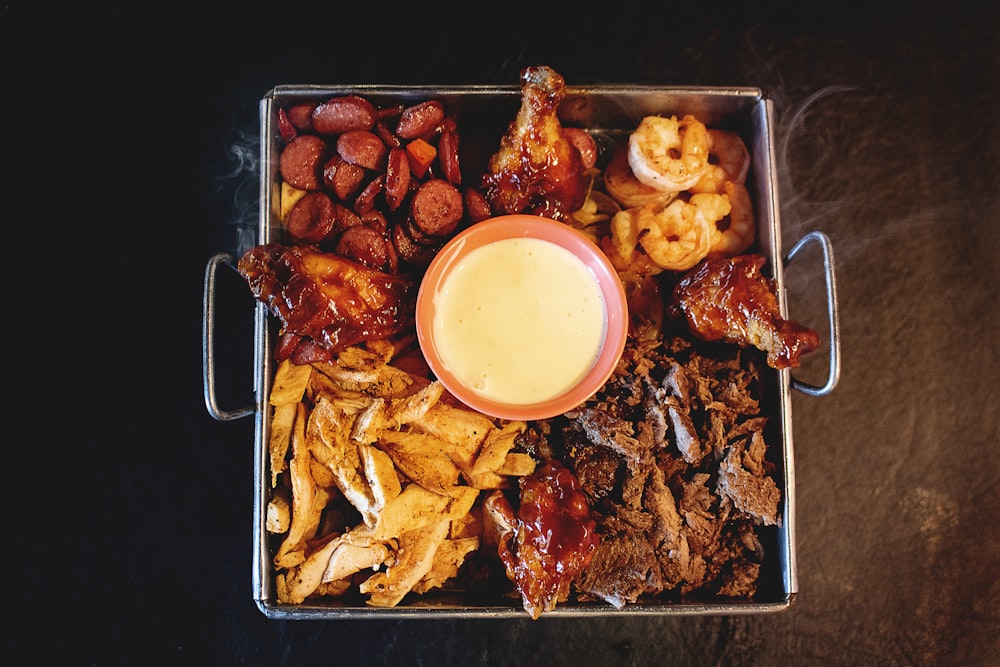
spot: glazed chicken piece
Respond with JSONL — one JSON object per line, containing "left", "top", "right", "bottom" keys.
{"left": 482, "top": 65, "right": 587, "bottom": 221}
{"left": 238, "top": 243, "right": 415, "bottom": 362}
{"left": 484, "top": 460, "right": 599, "bottom": 619}
{"left": 669, "top": 254, "right": 820, "bottom": 369}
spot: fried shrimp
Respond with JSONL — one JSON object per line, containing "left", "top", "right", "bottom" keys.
{"left": 690, "top": 130, "right": 751, "bottom": 194}
{"left": 707, "top": 181, "right": 756, "bottom": 257}
{"left": 627, "top": 114, "right": 710, "bottom": 193}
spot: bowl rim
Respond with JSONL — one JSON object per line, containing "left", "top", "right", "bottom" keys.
{"left": 415, "top": 214, "right": 628, "bottom": 421}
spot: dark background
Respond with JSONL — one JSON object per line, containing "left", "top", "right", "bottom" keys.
{"left": 8, "top": 2, "right": 998, "bottom": 664}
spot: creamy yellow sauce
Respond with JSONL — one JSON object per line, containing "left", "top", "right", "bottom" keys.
{"left": 432, "top": 237, "right": 607, "bottom": 405}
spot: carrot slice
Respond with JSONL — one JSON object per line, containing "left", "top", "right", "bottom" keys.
{"left": 405, "top": 138, "right": 437, "bottom": 178}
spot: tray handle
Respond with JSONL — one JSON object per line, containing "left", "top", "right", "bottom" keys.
{"left": 203, "top": 252, "right": 255, "bottom": 421}
{"left": 784, "top": 231, "right": 841, "bottom": 396}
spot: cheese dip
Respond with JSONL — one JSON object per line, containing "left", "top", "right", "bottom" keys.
{"left": 432, "top": 237, "right": 607, "bottom": 405}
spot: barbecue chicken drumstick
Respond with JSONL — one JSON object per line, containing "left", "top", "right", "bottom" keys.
{"left": 482, "top": 65, "right": 587, "bottom": 221}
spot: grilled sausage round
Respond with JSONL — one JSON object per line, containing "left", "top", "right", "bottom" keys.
{"left": 354, "top": 174, "right": 385, "bottom": 214}
{"left": 322, "top": 155, "right": 367, "bottom": 202}
{"left": 336, "top": 224, "right": 391, "bottom": 271}
{"left": 279, "top": 134, "right": 329, "bottom": 191}
{"left": 411, "top": 178, "right": 463, "bottom": 236}
{"left": 385, "top": 146, "right": 411, "bottom": 211}
{"left": 463, "top": 186, "right": 493, "bottom": 224}
{"left": 337, "top": 130, "right": 388, "bottom": 171}
{"left": 438, "top": 127, "right": 462, "bottom": 185}
{"left": 285, "top": 191, "right": 337, "bottom": 244}
{"left": 395, "top": 100, "right": 445, "bottom": 139}
{"left": 563, "top": 127, "right": 598, "bottom": 170}
{"left": 311, "top": 95, "right": 377, "bottom": 135}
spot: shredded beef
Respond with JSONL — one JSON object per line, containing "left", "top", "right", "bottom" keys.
{"left": 538, "top": 318, "right": 781, "bottom": 605}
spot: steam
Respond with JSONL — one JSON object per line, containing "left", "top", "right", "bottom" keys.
{"left": 205, "top": 122, "right": 260, "bottom": 260}
{"left": 774, "top": 85, "right": 857, "bottom": 245}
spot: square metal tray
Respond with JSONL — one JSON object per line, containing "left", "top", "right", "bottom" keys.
{"left": 203, "top": 83, "right": 839, "bottom": 619}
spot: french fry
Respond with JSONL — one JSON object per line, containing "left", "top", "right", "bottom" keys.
{"left": 280, "top": 181, "right": 308, "bottom": 222}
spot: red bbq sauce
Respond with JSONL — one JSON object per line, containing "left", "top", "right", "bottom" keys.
{"left": 495, "top": 459, "right": 598, "bottom": 618}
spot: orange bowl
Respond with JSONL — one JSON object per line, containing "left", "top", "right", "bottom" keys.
{"left": 416, "top": 215, "right": 628, "bottom": 421}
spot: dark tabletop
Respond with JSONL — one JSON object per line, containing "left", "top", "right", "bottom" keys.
{"left": 9, "top": 2, "right": 998, "bottom": 665}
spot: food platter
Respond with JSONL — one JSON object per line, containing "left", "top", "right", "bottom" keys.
{"left": 203, "top": 79, "right": 840, "bottom": 618}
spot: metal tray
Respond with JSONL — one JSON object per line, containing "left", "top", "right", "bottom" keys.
{"left": 203, "top": 84, "right": 840, "bottom": 619}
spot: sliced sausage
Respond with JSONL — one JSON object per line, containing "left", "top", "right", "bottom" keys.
{"left": 337, "top": 130, "right": 388, "bottom": 171}
{"left": 384, "top": 147, "right": 411, "bottom": 211}
{"left": 336, "top": 225, "right": 391, "bottom": 272}
{"left": 360, "top": 209, "right": 388, "bottom": 235}
{"left": 279, "top": 134, "right": 329, "bottom": 191}
{"left": 563, "top": 127, "right": 598, "bottom": 170}
{"left": 354, "top": 174, "right": 385, "bottom": 214}
{"left": 322, "top": 155, "right": 367, "bottom": 202}
{"left": 392, "top": 221, "right": 439, "bottom": 267}
{"left": 274, "top": 332, "right": 302, "bottom": 362}
{"left": 438, "top": 127, "right": 462, "bottom": 185}
{"left": 402, "top": 216, "right": 439, "bottom": 247}
{"left": 334, "top": 202, "right": 363, "bottom": 231}
{"left": 276, "top": 108, "right": 297, "bottom": 142}
{"left": 463, "top": 186, "right": 493, "bottom": 224}
{"left": 374, "top": 119, "right": 402, "bottom": 149}
{"left": 411, "top": 179, "right": 463, "bottom": 236}
{"left": 286, "top": 103, "right": 318, "bottom": 131}
{"left": 311, "top": 95, "right": 377, "bottom": 135}
{"left": 285, "top": 191, "right": 337, "bottom": 244}
{"left": 395, "top": 100, "right": 445, "bottom": 140}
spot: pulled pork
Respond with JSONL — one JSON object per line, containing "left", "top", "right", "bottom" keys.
{"left": 535, "top": 317, "right": 781, "bottom": 607}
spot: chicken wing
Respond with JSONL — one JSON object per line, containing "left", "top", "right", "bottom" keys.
{"left": 669, "top": 254, "right": 820, "bottom": 369}
{"left": 238, "top": 243, "right": 415, "bottom": 361}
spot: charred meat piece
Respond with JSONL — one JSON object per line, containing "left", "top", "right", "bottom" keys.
{"left": 238, "top": 244, "right": 415, "bottom": 358}
{"left": 669, "top": 254, "right": 820, "bottom": 369}
{"left": 481, "top": 65, "right": 587, "bottom": 221}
